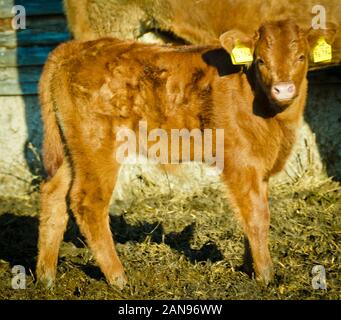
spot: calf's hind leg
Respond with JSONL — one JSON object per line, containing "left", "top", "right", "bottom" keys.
{"left": 69, "top": 162, "right": 127, "bottom": 289}
{"left": 36, "top": 162, "right": 71, "bottom": 287}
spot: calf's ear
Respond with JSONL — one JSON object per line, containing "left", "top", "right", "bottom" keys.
{"left": 219, "top": 29, "right": 258, "bottom": 55}
{"left": 306, "top": 22, "right": 337, "bottom": 49}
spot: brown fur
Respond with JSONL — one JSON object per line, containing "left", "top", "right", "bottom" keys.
{"left": 37, "top": 20, "right": 335, "bottom": 288}
{"left": 64, "top": 0, "right": 341, "bottom": 68}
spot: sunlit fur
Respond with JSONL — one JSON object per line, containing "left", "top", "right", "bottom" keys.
{"left": 37, "top": 20, "right": 334, "bottom": 289}
{"left": 255, "top": 21, "right": 308, "bottom": 110}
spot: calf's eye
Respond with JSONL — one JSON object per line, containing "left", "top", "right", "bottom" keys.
{"left": 298, "top": 55, "right": 305, "bottom": 62}
{"left": 257, "top": 58, "right": 265, "bottom": 65}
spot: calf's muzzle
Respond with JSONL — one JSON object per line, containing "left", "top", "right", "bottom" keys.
{"left": 271, "top": 82, "right": 296, "bottom": 102}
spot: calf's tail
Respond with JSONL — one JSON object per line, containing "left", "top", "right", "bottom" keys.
{"left": 39, "top": 41, "right": 78, "bottom": 178}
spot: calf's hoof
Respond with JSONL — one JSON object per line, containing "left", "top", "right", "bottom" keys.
{"left": 36, "top": 271, "right": 55, "bottom": 289}
{"left": 256, "top": 266, "right": 274, "bottom": 286}
{"left": 108, "top": 272, "right": 128, "bottom": 290}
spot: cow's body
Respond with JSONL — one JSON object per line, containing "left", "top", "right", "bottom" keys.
{"left": 36, "top": 20, "right": 334, "bottom": 289}
{"left": 64, "top": 0, "right": 341, "bottom": 68}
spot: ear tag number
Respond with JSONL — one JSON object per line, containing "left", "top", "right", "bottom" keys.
{"left": 231, "top": 41, "right": 253, "bottom": 65}
{"left": 312, "top": 37, "right": 332, "bottom": 63}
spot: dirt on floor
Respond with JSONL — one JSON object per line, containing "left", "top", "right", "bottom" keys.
{"left": 0, "top": 169, "right": 340, "bottom": 300}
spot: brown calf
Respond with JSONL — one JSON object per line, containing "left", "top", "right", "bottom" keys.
{"left": 37, "top": 20, "right": 335, "bottom": 289}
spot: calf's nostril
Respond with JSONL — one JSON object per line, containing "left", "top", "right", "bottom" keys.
{"left": 287, "top": 85, "right": 295, "bottom": 93}
{"left": 273, "top": 86, "right": 280, "bottom": 95}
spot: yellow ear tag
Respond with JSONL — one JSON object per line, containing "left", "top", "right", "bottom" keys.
{"left": 231, "top": 41, "right": 253, "bottom": 65}
{"left": 312, "top": 37, "right": 332, "bottom": 63}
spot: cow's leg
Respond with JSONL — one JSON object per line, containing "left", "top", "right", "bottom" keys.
{"left": 224, "top": 169, "right": 273, "bottom": 284}
{"left": 69, "top": 161, "right": 127, "bottom": 289}
{"left": 36, "top": 162, "right": 71, "bottom": 287}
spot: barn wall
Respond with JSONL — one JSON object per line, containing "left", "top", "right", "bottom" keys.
{"left": 0, "top": 0, "right": 70, "bottom": 196}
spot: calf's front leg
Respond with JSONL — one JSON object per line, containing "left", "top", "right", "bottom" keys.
{"left": 224, "top": 169, "right": 274, "bottom": 284}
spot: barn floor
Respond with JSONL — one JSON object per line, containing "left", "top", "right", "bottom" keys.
{"left": 0, "top": 170, "right": 340, "bottom": 300}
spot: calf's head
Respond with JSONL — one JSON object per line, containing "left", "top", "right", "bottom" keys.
{"left": 220, "top": 20, "right": 336, "bottom": 110}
